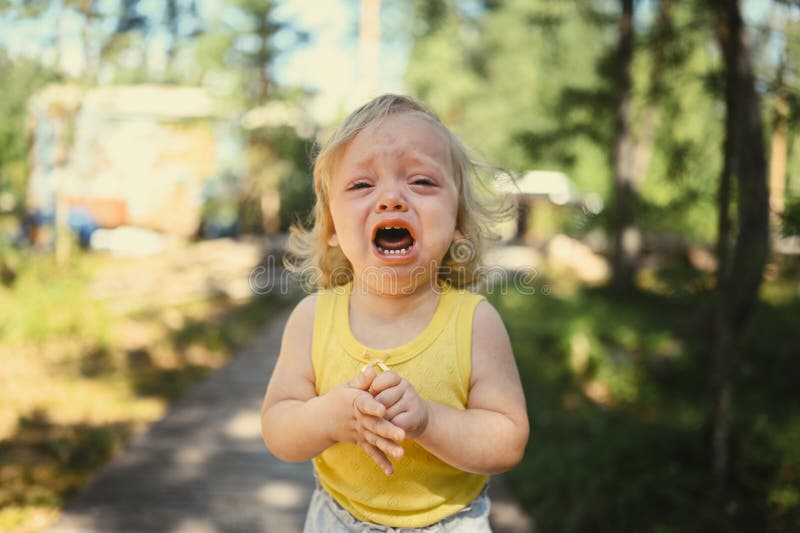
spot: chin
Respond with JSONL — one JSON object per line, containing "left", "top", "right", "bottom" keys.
{"left": 359, "top": 266, "right": 438, "bottom": 296}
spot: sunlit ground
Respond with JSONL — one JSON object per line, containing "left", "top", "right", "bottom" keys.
{"left": 0, "top": 247, "right": 291, "bottom": 532}
{"left": 1, "top": 245, "right": 798, "bottom": 532}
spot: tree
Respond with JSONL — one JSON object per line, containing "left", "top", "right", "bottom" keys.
{"left": 711, "top": 0, "right": 770, "bottom": 484}
{"left": 753, "top": 1, "right": 800, "bottom": 247}
{"left": 0, "top": 51, "right": 57, "bottom": 212}
{"left": 405, "top": 0, "right": 616, "bottom": 189}
{"left": 609, "top": 0, "right": 638, "bottom": 293}
{"left": 630, "top": 0, "right": 673, "bottom": 217}
{"left": 769, "top": 53, "right": 789, "bottom": 241}
{"left": 163, "top": 0, "right": 203, "bottom": 77}
{"left": 404, "top": 0, "right": 728, "bottom": 253}
{"left": 222, "top": 0, "right": 282, "bottom": 105}
{"left": 209, "top": 0, "right": 307, "bottom": 234}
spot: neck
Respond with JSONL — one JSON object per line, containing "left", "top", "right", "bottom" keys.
{"left": 349, "top": 276, "right": 441, "bottom": 321}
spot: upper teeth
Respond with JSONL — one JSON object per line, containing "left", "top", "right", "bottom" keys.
{"left": 384, "top": 226, "right": 401, "bottom": 230}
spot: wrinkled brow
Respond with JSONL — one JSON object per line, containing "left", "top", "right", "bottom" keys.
{"left": 350, "top": 149, "right": 450, "bottom": 173}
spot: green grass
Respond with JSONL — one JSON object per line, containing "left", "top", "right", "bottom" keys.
{"left": 0, "top": 250, "right": 295, "bottom": 531}
{"left": 0, "top": 251, "right": 111, "bottom": 346}
{"left": 494, "top": 272, "right": 800, "bottom": 533}
{"left": 4, "top": 248, "right": 797, "bottom": 532}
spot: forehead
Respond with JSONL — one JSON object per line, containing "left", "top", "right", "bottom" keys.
{"left": 340, "top": 112, "right": 452, "bottom": 171}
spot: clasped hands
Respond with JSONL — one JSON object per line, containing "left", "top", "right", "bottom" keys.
{"left": 328, "top": 367, "right": 428, "bottom": 475}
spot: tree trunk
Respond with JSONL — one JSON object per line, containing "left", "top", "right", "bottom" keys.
{"left": 611, "top": 0, "right": 638, "bottom": 294}
{"left": 769, "top": 56, "right": 788, "bottom": 243}
{"left": 712, "top": 0, "right": 770, "bottom": 484}
{"left": 79, "top": 0, "right": 96, "bottom": 83}
{"left": 715, "top": 32, "right": 736, "bottom": 296}
{"left": 254, "top": 8, "right": 275, "bottom": 103}
{"left": 52, "top": 0, "right": 64, "bottom": 74}
{"left": 632, "top": 0, "right": 672, "bottom": 185}
{"left": 164, "top": 0, "right": 179, "bottom": 77}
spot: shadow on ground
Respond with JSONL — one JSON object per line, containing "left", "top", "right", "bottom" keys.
{"left": 49, "top": 307, "right": 315, "bottom": 532}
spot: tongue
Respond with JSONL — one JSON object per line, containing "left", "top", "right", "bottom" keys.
{"left": 376, "top": 230, "right": 413, "bottom": 250}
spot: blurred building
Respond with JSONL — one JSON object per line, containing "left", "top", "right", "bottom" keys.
{"left": 496, "top": 170, "right": 603, "bottom": 243}
{"left": 25, "top": 84, "right": 233, "bottom": 249}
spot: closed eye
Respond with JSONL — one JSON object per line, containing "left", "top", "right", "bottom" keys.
{"left": 411, "top": 176, "right": 436, "bottom": 186}
{"left": 347, "top": 181, "right": 372, "bottom": 190}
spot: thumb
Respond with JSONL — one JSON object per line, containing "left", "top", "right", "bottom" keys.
{"left": 348, "top": 366, "right": 377, "bottom": 390}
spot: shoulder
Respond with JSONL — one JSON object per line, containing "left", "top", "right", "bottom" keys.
{"left": 293, "top": 292, "right": 319, "bottom": 318}
{"left": 278, "top": 293, "right": 319, "bottom": 362}
{"left": 263, "top": 294, "right": 319, "bottom": 407}
{"left": 471, "top": 299, "right": 509, "bottom": 342}
{"left": 449, "top": 286, "right": 485, "bottom": 314}
{"left": 451, "top": 289, "right": 493, "bottom": 339}
{"left": 469, "top": 299, "right": 514, "bottom": 388}
{"left": 282, "top": 293, "right": 318, "bottom": 341}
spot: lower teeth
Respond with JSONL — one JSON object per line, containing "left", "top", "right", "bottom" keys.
{"left": 378, "top": 246, "right": 410, "bottom": 255}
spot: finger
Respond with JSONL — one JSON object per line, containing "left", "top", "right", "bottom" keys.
{"left": 389, "top": 410, "right": 427, "bottom": 437}
{"left": 360, "top": 441, "right": 395, "bottom": 475}
{"left": 354, "top": 391, "right": 386, "bottom": 417}
{"left": 349, "top": 367, "right": 377, "bottom": 390}
{"left": 384, "top": 389, "right": 411, "bottom": 419}
{"left": 369, "top": 371, "right": 402, "bottom": 395}
{"left": 364, "top": 414, "right": 406, "bottom": 443}
{"left": 374, "top": 385, "right": 405, "bottom": 409}
{"left": 354, "top": 405, "right": 405, "bottom": 442}
{"left": 385, "top": 401, "right": 408, "bottom": 421}
{"left": 362, "top": 429, "right": 405, "bottom": 461}
{"left": 389, "top": 411, "right": 414, "bottom": 430}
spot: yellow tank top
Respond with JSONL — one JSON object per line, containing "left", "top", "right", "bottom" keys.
{"left": 311, "top": 283, "right": 489, "bottom": 528}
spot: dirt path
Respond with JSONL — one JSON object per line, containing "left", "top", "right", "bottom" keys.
{"left": 49, "top": 279, "right": 534, "bottom": 532}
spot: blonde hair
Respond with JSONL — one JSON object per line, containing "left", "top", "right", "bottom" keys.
{"left": 285, "top": 94, "right": 510, "bottom": 290}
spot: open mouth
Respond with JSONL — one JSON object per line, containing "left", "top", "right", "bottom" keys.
{"left": 373, "top": 225, "right": 415, "bottom": 256}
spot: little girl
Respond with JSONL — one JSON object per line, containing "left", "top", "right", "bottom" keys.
{"left": 261, "top": 94, "right": 529, "bottom": 532}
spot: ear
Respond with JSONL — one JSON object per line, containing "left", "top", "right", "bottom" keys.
{"left": 453, "top": 228, "right": 464, "bottom": 241}
{"left": 327, "top": 233, "right": 339, "bottom": 247}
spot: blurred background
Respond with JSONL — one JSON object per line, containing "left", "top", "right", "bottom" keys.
{"left": 0, "top": 0, "right": 798, "bottom": 532}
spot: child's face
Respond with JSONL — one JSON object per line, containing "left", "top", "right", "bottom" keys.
{"left": 327, "top": 112, "right": 461, "bottom": 288}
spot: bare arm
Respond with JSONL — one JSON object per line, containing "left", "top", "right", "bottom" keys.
{"left": 372, "top": 300, "right": 529, "bottom": 474}
{"left": 260, "top": 295, "right": 333, "bottom": 461}
{"left": 260, "top": 295, "right": 405, "bottom": 472}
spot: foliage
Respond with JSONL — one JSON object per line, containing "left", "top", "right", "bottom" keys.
{"left": 405, "top": 1, "right": 730, "bottom": 244}
{"left": 0, "top": 50, "right": 58, "bottom": 210}
{"left": 781, "top": 197, "right": 800, "bottom": 235}
{"left": 407, "top": 0, "right": 615, "bottom": 191}
{"left": 0, "top": 250, "right": 294, "bottom": 531}
{"left": 0, "top": 0, "right": 313, "bottom": 239}
{"left": 635, "top": 2, "right": 723, "bottom": 243}
{"left": 270, "top": 125, "right": 314, "bottom": 231}
{"left": 493, "top": 278, "right": 800, "bottom": 532}
{"left": 0, "top": 0, "right": 797, "bottom": 530}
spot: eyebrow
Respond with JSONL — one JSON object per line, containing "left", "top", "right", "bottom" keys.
{"left": 405, "top": 153, "right": 441, "bottom": 168}
{"left": 351, "top": 153, "right": 377, "bottom": 169}
{"left": 350, "top": 150, "right": 447, "bottom": 172}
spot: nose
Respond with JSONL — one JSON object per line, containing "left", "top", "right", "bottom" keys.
{"left": 375, "top": 184, "right": 408, "bottom": 212}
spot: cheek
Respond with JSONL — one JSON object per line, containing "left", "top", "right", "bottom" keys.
{"left": 442, "top": 195, "right": 460, "bottom": 231}
{"left": 328, "top": 200, "right": 349, "bottom": 231}
{"left": 327, "top": 208, "right": 362, "bottom": 252}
